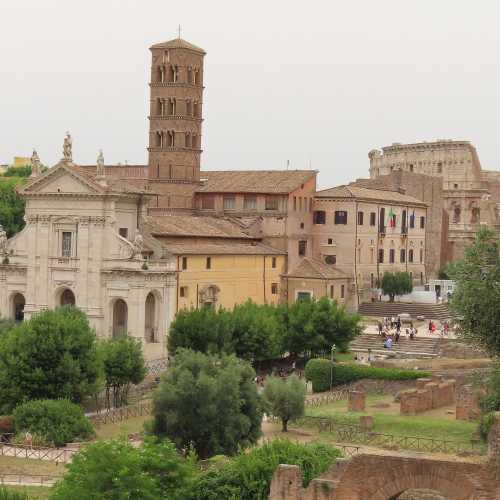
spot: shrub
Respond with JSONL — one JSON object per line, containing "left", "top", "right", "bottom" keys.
{"left": 478, "top": 412, "right": 496, "bottom": 440}
{"left": 13, "top": 399, "right": 94, "bottom": 447}
{"left": 188, "top": 439, "right": 342, "bottom": 500}
{"left": 0, "top": 488, "right": 29, "bottom": 500}
{"left": 51, "top": 437, "right": 197, "bottom": 500}
{"left": 0, "top": 416, "right": 14, "bottom": 434}
{"left": 304, "top": 359, "right": 430, "bottom": 392}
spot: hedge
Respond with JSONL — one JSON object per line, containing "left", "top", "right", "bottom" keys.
{"left": 188, "top": 439, "right": 342, "bottom": 500}
{"left": 304, "top": 359, "right": 430, "bottom": 392}
{"left": 13, "top": 399, "right": 95, "bottom": 447}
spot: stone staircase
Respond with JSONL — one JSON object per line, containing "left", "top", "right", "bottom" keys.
{"left": 358, "top": 302, "right": 452, "bottom": 322}
{"left": 350, "top": 333, "right": 440, "bottom": 358}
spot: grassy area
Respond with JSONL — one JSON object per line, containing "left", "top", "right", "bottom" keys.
{"left": 1, "top": 485, "right": 52, "bottom": 499}
{"left": 0, "top": 456, "right": 63, "bottom": 477}
{"left": 94, "top": 415, "right": 151, "bottom": 440}
{"left": 304, "top": 402, "right": 480, "bottom": 444}
{"left": 334, "top": 352, "right": 356, "bottom": 363}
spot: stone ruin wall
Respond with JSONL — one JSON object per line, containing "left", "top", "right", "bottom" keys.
{"left": 455, "top": 384, "right": 482, "bottom": 422}
{"left": 399, "top": 376, "right": 455, "bottom": 415}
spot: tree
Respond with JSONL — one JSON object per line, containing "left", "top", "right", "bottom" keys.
{"left": 263, "top": 375, "right": 306, "bottom": 432}
{"left": 0, "top": 318, "right": 14, "bottom": 337}
{"left": 279, "top": 299, "right": 317, "bottom": 356}
{"left": 451, "top": 227, "right": 500, "bottom": 356}
{"left": 50, "top": 437, "right": 197, "bottom": 500}
{"left": 380, "top": 271, "right": 413, "bottom": 302}
{"left": 0, "top": 178, "right": 26, "bottom": 237}
{"left": 278, "top": 298, "right": 362, "bottom": 357}
{"left": 0, "top": 307, "right": 101, "bottom": 413}
{"left": 309, "top": 297, "right": 362, "bottom": 354}
{"left": 231, "top": 301, "right": 283, "bottom": 361}
{"left": 2, "top": 165, "right": 32, "bottom": 178}
{"left": 437, "top": 262, "right": 459, "bottom": 280}
{"left": 167, "top": 307, "right": 233, "bottom": 356}
{"left": 100, "top": 336, "right": 147, "bottom": 408}
{"left": 151, "top": 350, "right": 262, "bottom": 459}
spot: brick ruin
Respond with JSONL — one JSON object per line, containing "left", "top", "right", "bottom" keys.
{"left": 399, "top": 376, "right": 455, "bottom": 415}
{"left": 455, "top": 384, "right": 482, "bottom": 421}
{"left": 347, "top": 390, "right": 366, "bottom": 412}
{"left": 269, "top": 433, "right": 500, "bottom": 500}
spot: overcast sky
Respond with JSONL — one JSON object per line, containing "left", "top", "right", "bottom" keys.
{"left": 2, "top": 0, "right": 500, "bottom": 188}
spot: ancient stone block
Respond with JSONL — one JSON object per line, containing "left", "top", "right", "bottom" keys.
{"left": 456, "top": 385, "right": 481, "bottom": 421}
{"left": 359, "top": 415, "right": 374, "bottom": 430}
{"left": 348, "top": 390, "right": 366, "bottom": 412}
{"left": 416, "top": 378, "right": 433, "bottom": 390}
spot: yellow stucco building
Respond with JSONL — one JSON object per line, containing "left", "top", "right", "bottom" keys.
{"left": 146, "top": 215, "right": 286, "bottom": 312}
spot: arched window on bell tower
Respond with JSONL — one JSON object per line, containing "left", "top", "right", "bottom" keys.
{"left": 167, "top": 131, "right": 175, "bottom": 147}
{"left": 156, "top": 131, "right": 163, "bottom": 148}
{"left": 186, "top": 99, "right": 192, "bottom": 117}
{"left": 185, "top": 132, "right": 191, "bottom": 149}
{"left": 187, "top": 66, "right": 193, "bottom": 84}
{"left": 194, "top": 68, "right": 200, "bottom": 85}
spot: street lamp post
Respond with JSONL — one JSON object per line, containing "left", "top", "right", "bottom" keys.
{"left": 330, "top": 345, "right": 336, "bottom": 392}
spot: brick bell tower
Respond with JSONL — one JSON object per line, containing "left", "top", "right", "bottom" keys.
{"left": 147, "top": 37, "right": 205, "bottom": 210}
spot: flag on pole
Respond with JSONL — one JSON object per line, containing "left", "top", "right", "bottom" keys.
{"left": 388, "top": 208, "right": 396, "bottom": 228}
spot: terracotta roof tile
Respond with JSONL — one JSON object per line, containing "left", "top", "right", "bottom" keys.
{"left": 150, "top": 38, "right": 205, "bottom": 54}
{"left": 315, "top": 185, "right": 427, "bottom": 206}
{"left": 286, "top": 258, "right": 351, "bottom": 280}
{"left": 161, "top": 241, "right": 285, "bottom": 256}
{"left": 197, "top": 170, "right": 316, "bottom": 194}
{"left": 146, "top": 215, "right": 252, "bottom": 239}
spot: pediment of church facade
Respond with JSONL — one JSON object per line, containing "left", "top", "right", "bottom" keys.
{"left": 20, "top": 163, "right": 103, "bottom": 197}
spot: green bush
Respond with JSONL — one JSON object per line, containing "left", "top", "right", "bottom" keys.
{"left": 13, "top": 399, "right": 94, "bottom": 447}
{"left": 188, "top": 439, "right": 342, "bottom": 500}
{"left": 51, "top": 437, "right": 197, "bottom": 500}
{"left": 0, "top": 488, "right": 29, "bottom": 500}
{"left": 479, "top": 412, "right": 496, "bottom": 440}
{"left": 304, "top": 359, "right": 430, "bottom": 392}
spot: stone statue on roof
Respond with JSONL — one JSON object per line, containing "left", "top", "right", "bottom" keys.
{"left": 96, "top": 149, "right": 105, "bottom": 178}
{"left": 63, "top": 132, "right": 72, "bottom": 161}
{"left": 30, "top": 149, "right": 42, "bottom": 177}
{"left": 130, "top": 232, "right": 144, "bottom": 260}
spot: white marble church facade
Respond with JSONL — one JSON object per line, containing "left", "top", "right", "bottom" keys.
{"left": 0, "top": 156, "right": 176, "bottom": 361}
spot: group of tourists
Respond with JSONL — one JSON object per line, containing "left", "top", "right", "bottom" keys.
{"left": 377, "top": 317, "right": 419, "bottom": 349}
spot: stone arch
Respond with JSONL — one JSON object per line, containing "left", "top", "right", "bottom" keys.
{"left": 396, "top": 489, "right": 449, "bottom": 500}
{"left": 112, "top": 298, "right": 128, "bottom": 338}
{"left": 373, "top": 474, "right": 474, "bottom": 500}
{"left": 56, "top": 287, "right": 76, "bottom": 307}
{"left": 144, "top": 291, "right": 161, "bottom": 343}
{"left": 10, "top": 292, "right": 25, "bottom": 322}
